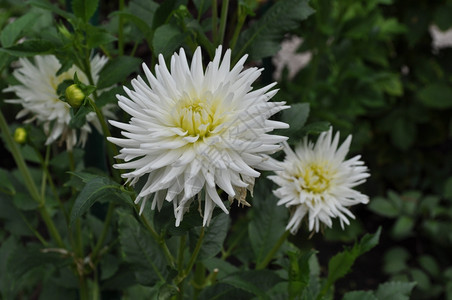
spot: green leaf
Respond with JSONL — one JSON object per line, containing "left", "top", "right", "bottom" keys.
{"left": 72, "top": 0, "right": 99, "bottom": 22}
{"left": 69, "top": 101, "right": 93, "bottom": 129}
{"left": 443, "top": 177, "right": 452, "bottom": 200}
{"left": 128, "top": 0, "right": 159, "bottom": 29}
{"left": 375, "top": 281, "right": 416, "bottom": 300}
{"left": 0, "top": 12, "right": 40, "bottom": 47}
{"left": 29, "top": 0, "right": 74, "bottom": 20}
{"left": 288, "top": 249, "right": 316, "bottom": 298}
{"left": 0, "top": 168, "right": 15, "bottom": 195}
{"left": 391, "top": 117, "right": 416, "bottom": 151}
{"left": 383, "top": 247, "right": 410, "bottom": 274}
{"left": 97, "top": 56, "right": 141, "bottom": 89}
{"left": 234, "top": 0, "right": 314, "bottom": 61}
{"left": 86, "top": 25, "right": 117, "bottom": 49}
{"left": 0, "top": 39, "right": 54, "bottom": 56}
{"left": 151, "top": 0, "right": 177, "bottom": 29}
{"left": 118, "top": 211, "right": 169, "bottom": 286}
{"left": 221, "top": 270, "right": 282, "bottom": 300}
{"left": 391, "top": 215, "right": 414, "bottom": 239}
{"left": 301, "top": 121, "right": 331, "bottom": 136}
{"left": 418, "top": 83, "right": 452, "bottom": 109}
{"left": 248, "top": 188, "right": 287, "bottom": 263}
{"left": 202, "top": 257, "right": 239, "bottom": 280}
{"left": 323, "top": 228, "right": 381, "bottom": 294}
{"left": 152, "top": 24, "right": 186, "bottom": 58}
{"left": 7, "top": 246, "right": 68, "bottom": 282}
{"left": 281, "top": 103, "right": 310, "bottom": 134}
{"left": 342, "top": 290, "right": 377, "bottom": 300}
{"left": 368, "top": 196, "right": 399, "bottom": 218}
{"left": 190, "top": 214, "right": 230, "bottom": 260}
{"left": 13, "top": 193, "right": 39, "bottom": 211}
{"left": 69, "top": 176, "right": 127, "bottom": 226}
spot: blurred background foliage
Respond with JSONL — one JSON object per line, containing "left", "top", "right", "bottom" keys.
{"left": 275, "top": 0, "right": 452, "bottom": 298}
{"left": 0, "top": 0, "right": 451, "bottom": 299}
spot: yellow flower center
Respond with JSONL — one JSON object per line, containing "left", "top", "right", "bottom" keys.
{"left": 176, "top": 99, "right": 215, "bottom": 137}
{"left": 299, "top": 162, "right": 333, "bottom": 194}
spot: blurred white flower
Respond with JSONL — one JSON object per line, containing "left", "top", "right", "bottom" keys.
{"left": 4, "top": 55, "right": 111, "bottom": 150}
{"left": 269, "top": 128, "right": 370, "bottom": 234}
{"left": 108, "top": 46, "right": 289, "bottom": 226}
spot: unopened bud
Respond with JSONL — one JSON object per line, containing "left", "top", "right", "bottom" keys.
{"left": 14, "top": 127, "right": 27, "bottom": 144}
{"left": 57, "top": 24, "right": 71, "bottom": 39}
{"left": 65, "top": 84, "right": 85, "bottom": 108}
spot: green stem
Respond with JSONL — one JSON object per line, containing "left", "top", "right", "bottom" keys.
{"left": 177, "top": 235, "right": 186, "bottom": 273}
{"left": 221, "top": 227, "right": 247, "bottom": 259}
{"left": 118, "top": 0, "right": 125, "bottom": 56}
{"left": 87, "top": 97, "right": 121, "bottom": 182}
{"left": 197, "top": 0, "right": 205, "bottom": 21}
{"left": 218, "top": 0, "right": 229, "bottom": 46}
{"left": 91, "top": 202, "right": 115, "bottom": 262}
{"left": 211, "top": 0, "right": 218, "bottom": 45}
{"left": 0, "top": 111, "right": 64, "bottom": 247}
{"left": 229, "top": 5, "right": 246, "bottom": 51}
{"left": 78, "top": 274, "right": 89, "bottom": 300}
{"left": 184, "top": 227, "right": 205, "bottom": 275}
{"left": 140, "top": 214, "right": 176, "bottom": 269}
{"left": 256, "top": 230, "right": 290, "bottom": 270}
{"left": 19, "top": 210, "right": 48, "bottom": 246}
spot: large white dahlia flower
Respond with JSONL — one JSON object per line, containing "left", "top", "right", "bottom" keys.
{"left": 4, "top": 55, "right": 112, "bottom": 150}
{"left": 108, "top": 46, "right": 289, "bottom": 226}
{"left": 269, "top": 128, "right": 370, "bottom": 234}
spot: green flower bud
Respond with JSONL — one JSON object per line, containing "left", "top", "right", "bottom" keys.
{"left": 14, "top": 127, "right": 27, "bottom": 144}
{"left": 65, "top": 84, "right": 85, "bottom": 108}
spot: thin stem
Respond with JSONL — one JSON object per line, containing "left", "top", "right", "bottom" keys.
{"left": 197, "top": 0, "right": 205, "bottom": 21}
{"left": 218, "top": 0, "right": 229, "bottom": 46}
{"left": 140, "top": 214, "right": 176, "bottom": 269}
{"left": 0, "top": 110, "right": 64, "bottom": 247}
{"left": 184, "top": 227, "right": 205, "bottom": 275}
{"left": 177, "top": 235, "right": 186, "bottom": 273}
{"left": 221, "top": 227, "right": 247, "bottom": 259}
{"left": 118, "top": 0, "right": 125, "bottom": 56}
{"left": 19, "top": 211, "right": 48, "bottom": 246}
{"left": 211, "top": 0, "right": 218, "bottom": 45}
{"left": 230, "top": 5, "right": 246, "bottom": 51}
{"left": 91, "top": 202, "right": 115, "bottom": 262}
{"left": 256, "top": 230, "right": 290, "bottom": 270}
{"left": 78, "top": 274, "right": 89, "bottom": 300}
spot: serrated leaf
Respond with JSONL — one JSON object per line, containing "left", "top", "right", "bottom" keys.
{"left": 324, "top": 228, "right": 381, "bottom": 293}
{"left": 375, "top": 281, "right": 416, "bottom": 300}
{"left": 69, "top": 176, "right": 126, "bottom": 226}
{"left": 152, "top": 24, "right": 186, "bottom": 58}
{"left": 0, "top": 12, "right": 40, "bottom": 47}
{"left": 288, "top": 249, "right": 316, "bottom": 298}
{"left": 0, "top": 39, "right": 54, "bottom": 56}
{"left": 118, "top": 211, "right": 169, "bottom": 286}
{"left": 72, "top": 0, "right": 99, "bottom": 22}
{"left": 97, "top": 56, "right": 141, "bottom": 89}
{"left": 234, "top": 0, "right": 314, "bottom": 61}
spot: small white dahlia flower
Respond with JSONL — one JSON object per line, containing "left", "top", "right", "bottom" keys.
{"left": 269, "top": 128, "right": 370, "bottom": 234}
{"left": 4, "top": 55, "right": 112, "bottom": 150}
{"left": 108, "top": 46, "right": 289, "bottom": 226}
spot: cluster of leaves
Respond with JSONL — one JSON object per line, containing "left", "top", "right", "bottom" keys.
{"left": 276, "top": 0, "right": 452, "bottom": 298}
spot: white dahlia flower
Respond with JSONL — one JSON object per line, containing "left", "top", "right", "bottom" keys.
{"left": 4, "top": 55, "right": 112, "bottom": 150}
{"left": 108, "top": 46, "right": 289, "bottom": 226}
{"left": 269, "top": 128, "right": 370, "bottom": 234}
